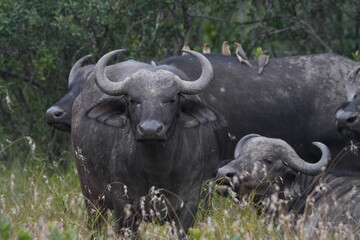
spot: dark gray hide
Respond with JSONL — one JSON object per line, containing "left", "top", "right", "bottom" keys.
{"left": 159, "top": 53, "right": 360, "bottom": 171}
{"left": 216, "top": 134, "right": 360, "bottom": 238}
{"left": 71, "top": 50, "right": 226, "bottom": 238}
{"left": 45, "top": 55, "right": 149, "bottom": 132}
{"left": 50, "top": 53, "right": 360, "bottom": 171}
{"left": 46, "top": 55, "right": 94, "bottom": 132}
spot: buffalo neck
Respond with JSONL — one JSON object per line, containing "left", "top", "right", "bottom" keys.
{"left": 283, "top": 173, "right": 319, "bottom": 214}
{"left": 136, "top": 128, "right": 181, "bottom": 186}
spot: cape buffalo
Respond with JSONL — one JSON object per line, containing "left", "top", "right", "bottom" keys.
{"left": 336, "top": 65, "right": 360, "bottom": 141}
{"left": 45, "top": 54, "right": 94, "bottom": 132}
{"left": 158, "top": 54, "right": 360, "bottom": 170}
{"left": 45, "top": 55, "right": 151, "bottom": 133}
{"left": 72, "top": 49, "right": 226, "bottom": 238}
{"left": 49, "top": 53, "right": 360, "bottom": 169}
{"left": 216, "top": 134, "right": 360, "bottom": 239}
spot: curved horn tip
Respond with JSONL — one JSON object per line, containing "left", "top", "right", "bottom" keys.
{"left": 95, "top": 49, "right": 127, "bottom": 68}
{"left": 94, "top": 49, "right": 128, "bottom": 96}
{"left": 311, "top": 141, "right": 330, "bottom": 154}
{"left": 311, "top": 142, "right": 331, "bottom": 155}
{"left": 347, "top": 65, "right": 360, "bottom": 83}
{"left": 68, "top": 53, "right": 95, "bottom": 88}
{"left": 311, "top": 141, "right": 325, "bottom": 147}
{"left": 84, "top": 54, "right": 94, "bottom": 60}
{"left": 181, "top": 49, "right": 194, "bottom": 55}
{"left": 234, "top": 133, "right": 262, "bottom": 159}
{"left": 176, "top": 48, "right": 213, "bottom": 95}
{"left": 103, "top": 49, "right": 127, "bottom": 56}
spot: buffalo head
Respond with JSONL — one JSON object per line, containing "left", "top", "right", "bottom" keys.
{"left": 46, "top": 54, "right": 93, "bottom": 132}
{"left": 88, "top": 49, "right": 219, "bottom": 144}
{"left": 216, "top": 134, "right": 330, "bottom": 197}
{"left": 336, "top": 65, "right": 360, "bottom": 140}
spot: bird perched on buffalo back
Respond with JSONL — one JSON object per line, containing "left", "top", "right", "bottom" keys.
{"left": 234, "top": 42, "right": 252, "bottom": 67}
{"left": 203, "top": 43, "right": 211, "bottom": 54}
{"left": 182, "top": 42, "right": 190, "bottom": 55}
{"left": 258, "top": 51, "right": 270, "bottom": 75}
{"left": 222, "top": 41, "right": 231, "bottom": 56}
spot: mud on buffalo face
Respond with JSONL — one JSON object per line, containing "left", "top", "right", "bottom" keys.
{"left": 336, "top": 88, "right": 360, "bottom": 140}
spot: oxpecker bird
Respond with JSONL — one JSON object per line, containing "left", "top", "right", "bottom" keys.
{"left": 222, "top": 41, "right": 231, "bottom": 56}
{"left": 234, "top": 42, "right": 252, "bottom": 67}
{"left": 258, "top": 51, "right": 269, "bottom": 75}
{"left": 203, "top": 43, "right": 211, "bottom": 54}
{"left": 182, "top": 42, "right": 190, "bottom": 55}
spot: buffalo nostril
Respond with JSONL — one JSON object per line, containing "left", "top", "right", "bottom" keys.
{"left": 347, "top": 116, "right": 357, "bottom": 124}
{"left": 156, "top": 125, "right": 163, "bottom": 133}
{"left": 46, "top": 106, "right": 66, "bottom": 120}
{"left": 139, "top": 125, "right": 144, "bottom": 133}
{"left": 54, "top": 111, "right": 64, "bottom": 117}
{"left": 226, "top": 172, "right": 235, "bottom": 178}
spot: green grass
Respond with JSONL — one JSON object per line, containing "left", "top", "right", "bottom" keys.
{"left": 0, "top": 155, "right": 357, "bottom": 239}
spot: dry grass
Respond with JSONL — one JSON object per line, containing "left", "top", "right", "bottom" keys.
{"left": 0, "top": 155, "right": 358, "bottom": 239}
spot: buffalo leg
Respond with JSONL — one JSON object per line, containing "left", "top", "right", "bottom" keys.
{"left": 113, "top": 191, "right": 142, "bottom": 239}
{"left": 84, "top": 198, "right": 108, "bottom": 237}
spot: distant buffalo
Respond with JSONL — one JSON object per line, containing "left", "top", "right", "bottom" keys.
{"left": 159, "top": 53, "right": 360, "bottom": 169}
{"left": 216, "top": 134, "right": 360, "bottom": 239}
{"left": 45, "top": 54, "right": 150, "bottom": 132}
{"left": 72, "top": 49, "right": 226, "bottom": 238}
{"left": 46, "top": 54, "right": 94, "bottom": 132}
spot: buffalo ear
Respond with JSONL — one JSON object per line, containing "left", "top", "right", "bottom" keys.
{"left": 179, "top": 98, "right": 227, "bottom": 129}
{"left": 87, "top": 96, "right": 127, "bottom": 127}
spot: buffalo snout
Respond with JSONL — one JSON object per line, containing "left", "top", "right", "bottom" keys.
{"left": 336, "top": 109, "right": 360, "bottom": 132}
{"left": 137, "top": 120, "right": 165, "bottom": 141}
{"left": 45, "top": 105, "right": 71, "bottom": 132}
{"left": 216, "top": 165, "right": 237, "bottom": 180}
{"left": 46, "top": 106, "right": 66, "bottom": 121}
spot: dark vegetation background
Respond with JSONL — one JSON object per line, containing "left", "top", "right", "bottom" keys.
{"left": 1, "top": 0, "right": 360, "bottom": 169}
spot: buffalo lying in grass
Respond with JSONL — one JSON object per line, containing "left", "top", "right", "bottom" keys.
{"left": 216, "top": 134, "right": 360, "bottom": 239}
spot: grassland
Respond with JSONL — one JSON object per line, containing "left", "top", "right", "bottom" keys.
{"left": 0, "top": 146, "right": 357, "bottom": 239}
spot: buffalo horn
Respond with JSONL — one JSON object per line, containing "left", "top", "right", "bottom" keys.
{"left": 175, "top": 49, "right": 214, "bottom": 95}
{"left": 234, "top": 133, "right": 261, "bottom": 159}
{"left": 68, "top": 54, "right": 93, "bottom": 89}
{"left": 347, "top": 65, "right": 360, "bottom": 85}
{"left": 346, "top": 65, "right": 360, "bottom": 101}
{"left": 94, "top": 49, "right": 130, "bottom": 96}
{"left": 284, "top": 142, "right": 331, "bottom": 176}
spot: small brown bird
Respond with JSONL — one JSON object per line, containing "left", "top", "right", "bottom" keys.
{"left": 234, "top": 42, "right": 252, "bottom": 67}
{"left": 182, "top": 42, "right": 190, "bottom": 55}
{"left": 203, "top": 43, "right": 211, "bottom": 54}
{"left": 222, "top": 41, "right": 231, "bottom": 56}
{"left": 258, "top": 51, "right": 269, "bottom": 75}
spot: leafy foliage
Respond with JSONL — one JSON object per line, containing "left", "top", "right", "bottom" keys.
{"left": 353, "top": 50, "right": 360, "bottom": 61}
{"left": 0, "top": 0, "right": 359, "bottom": 167}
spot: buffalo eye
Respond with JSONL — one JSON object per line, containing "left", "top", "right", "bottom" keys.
{"left": 163, "top": 97, "right": 177, "bottom": 104}
{"left": 129, "top": 99, "right": 141, "bottom": 107}
{"left": 262, "top": 158, "right": 272, "bottom": 164}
